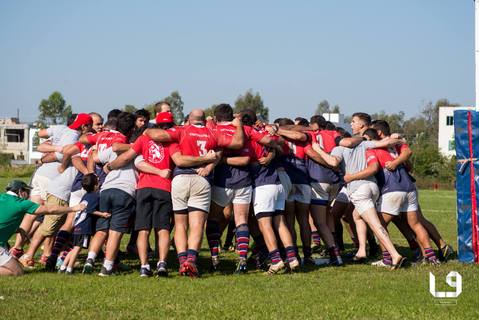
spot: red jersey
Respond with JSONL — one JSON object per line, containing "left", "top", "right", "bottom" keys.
{"left": 74, "top": 142, "right": 92, "bottom": 161}
{"left": 86, "top": 130, "right": 127, "bottom": 152}
{"left": 132, "top": 135, "right": 175, "bottom": 192}
{"left": 246, "top": 127, "right": 270, "bottom": 161}
{"left": 366, "top": 149, "right": 390, "bottom": 168}
{"left": 305, "top": 130, "right": 338, "bottom": 153}
{"left": 167, "top": 125, "right": 219, "bottom": 157}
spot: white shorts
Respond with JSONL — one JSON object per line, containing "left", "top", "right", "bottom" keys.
{"left": 253, "top": 184, "right": 286, "bottom": 216}
{"left": 311, "top": 182, "right": 340, "bottom": 205}
{"left": 378, "top": 191, "right": 408, "bottom": 216}
{"left": 0, "top": 246, "right": 13, "bottom": 267}
{"left": 349, "top": 182, "right": 380, "bottom": 215}
{"left": 30, "top": 174, "right": 50, "bottom": 201}
{"left": 69, "top": 189, "right": 86, "bottom": 206}
{"left": 211, "top": 185, "right": 252, "bottom": 208}
{"left": 403, "top": 190, "right": 419, "bottom": 212}
{"left": 171, "top": 174, "right": 211, "bottom": 213}
{"left": 334, "top": 186, "right": 350, "bottom": 204}
{"left": 286, "top": 184, "right": 312, "bottom": 204}
{"left": 277, "top": 169, "right": 293, "bottom": 198}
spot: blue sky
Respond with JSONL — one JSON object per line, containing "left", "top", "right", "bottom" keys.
{"left": 0, "top": 0, "right": 474, "bottom": 122}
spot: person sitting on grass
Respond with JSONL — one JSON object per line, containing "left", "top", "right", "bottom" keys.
{"left": 0, "top": 180, "right": 85, "bottom": 276}
{"left": 59, "top": 174, "right": 110, "bottom": 275}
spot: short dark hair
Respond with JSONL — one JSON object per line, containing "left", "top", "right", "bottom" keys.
{"left": 371, "top": 119, "right": 391, "bottom": 136}
{"left": 278, "top": 118, "right": 294, "bottom": 126}
{"left": 273, "top": 118, "right": 284, "bottom": 125}
{"left": 325, "top": 121, "right": 336, "bottom": 130}
{"left": 363, "top": 128, "right": 380, "bottom": 141}
{"left": 67, "top": 114, "right": 77, "bottom": 126}
{"left": 240, "top": 109, "right": 257, "bottom": 126}
{"left": 103, "top": 119, "right": 117, "bottom": 131}
{"left": 310, "top": 115, "right": 327, "bottom": 129}
{"left": 116, "top": 112, "right": 136, "bottom": 136}
{"left": 352, "top": 112, "right": 372, "bottom": 126}
{"left": 135, "top": 109, "right": 151, "bottom": 122}
{"left": 107, "top": 109, "right": 122, "bottom": 121}
{"left": 82, "top": 173, "right": 98, "bottom": 193}
{"left": 295, "top": 117, "right": 309, "bottom": 126}
{"left": 213, "top": 104, "right": 234, "bottom": 122}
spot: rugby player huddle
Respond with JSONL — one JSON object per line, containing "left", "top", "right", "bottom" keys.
{"left": 8, "top": 101, "right": 454, "bottom": 277}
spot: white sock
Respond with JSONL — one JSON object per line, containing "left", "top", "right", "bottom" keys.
{"left": 87, "top": 251, "right": 97, "bottom": 261}
{"left": 103, "top": 259, "right": 114, "bottom": 271}
{"left": 141, "top": 264, "right": 150, "bottom": 270}
{"left": 66, "top": 267, "right": 73, "bottom": 273}
{"left": 60, "top": 265, "right": 67, "bottom": 271}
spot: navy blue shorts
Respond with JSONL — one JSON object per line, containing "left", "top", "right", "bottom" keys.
{"left": 135, "top": 188, "right": 172, "bottom": 231}
{"left": 97, "top": 188, "right": 135, "bottom": 233}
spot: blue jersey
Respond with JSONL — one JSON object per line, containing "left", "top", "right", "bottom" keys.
{"left": 73, "top": 192, "right": 99, "bottom": 235}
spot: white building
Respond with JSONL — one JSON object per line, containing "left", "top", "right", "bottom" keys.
{"left": 322, "top": 113, "right": 352, "bottom": 133}
{"left": 438, "top": 106, "right": 475, "bottom": 157}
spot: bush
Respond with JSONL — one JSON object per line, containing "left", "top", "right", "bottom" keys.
{"left": 0, "top": 165, "right": 36, "bottom": 178}
{"left": 0, "top": 153, "right": 13, "bottom": 166}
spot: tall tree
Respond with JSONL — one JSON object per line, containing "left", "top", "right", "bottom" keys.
{"left": 234, "top": 89, "right": 269, "bottom": 121}
{"left": 331, "top": 104, "right": 341, "bottom": 113}
{"left": 315, "top": 100, "right": 330, "bottom": 115}
{"left": 123, "top": 104, "right": 137, "bottom": 113}
{"left": 163, "top": 91, "right": 185, "bottom": 124}
{"left": 37, "top": 91, "right": 72, "bottom": 128}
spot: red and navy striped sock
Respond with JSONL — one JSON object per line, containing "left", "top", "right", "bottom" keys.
{"left": 285, "top": 246, "right": 297, "bottom": 263}
{"left": 235, "top": 224, "right": 249, "bottom": 260}
{"left": 50, "top": 230, "right": 71, "bottom": 259}
{"left": 382, "top": 250, "right": 392, "bottom": 265}
{"left": 312, "top": 231, "right": 321, "bottom": 247}
{"left": 187, "top": 249, "right": 199, "bottom": 263}
{"left": 424, "top": 247, "right": 437, "bottom": 262}
{"left": 328, "top": 245, "right": 340, "bottom": 258}
{"left": 269, "top": 249, "right": 282, "bottom": 265}
{"left": 178, "top": 252, "right": 187, "bottom": 265}
{"left": 206, "top": 220, "right": 221, "bottom": 259}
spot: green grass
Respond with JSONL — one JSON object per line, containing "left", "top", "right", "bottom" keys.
{"left": 0, "top": 183, "right": 478, "bottom": 319}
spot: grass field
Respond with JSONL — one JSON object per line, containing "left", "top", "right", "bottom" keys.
{"left": 0, "top": 177, "right": 478, "bottom": 319}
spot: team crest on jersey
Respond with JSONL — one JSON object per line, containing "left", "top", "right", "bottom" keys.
{"left": 148, "top": 141, "right": 164, "bottom": 164}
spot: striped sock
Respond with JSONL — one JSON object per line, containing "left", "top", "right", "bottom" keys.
{"left": 269, "top": 249, "right": 282, "bottom": 265}
{"left": 50, "top": 230, "right": 71, "bottom": 260}
{"left": 187, "top": 249, "right": 199, "bottom": 263}
{"left": 328, "top": 245, "right": 340, "bottom": 258}
{"left": 206, "top": 220, "right": 221, "bottom": 259}
{"left": 285, "top": 246, "right": 297, "bottom": 263}
{"left": 178, "top": 252, "right": 187, "bottom": 265}
{"left": 312, "top": 231, "right": 321, "bottom": 246}
{"left": 382, "top": 251, "right": 392, "bottom": 265}
{"left": 235, "top": 224, "right": 249, "bottom": 260}
{"left": 424, "top": 247, "right": 437, "bottom": 261}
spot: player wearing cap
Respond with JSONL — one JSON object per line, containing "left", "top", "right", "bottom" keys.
{"left": 105, "top": 112, "right": 184, "bottom": 277}
{"left": 0, "top": 180, "right": 85, "bottom": 276}
{"left": 10, "top": 114, "right": 92, "bottom": 260}
{"left": 145, "top": 108, "right": 244, "bottom": 277}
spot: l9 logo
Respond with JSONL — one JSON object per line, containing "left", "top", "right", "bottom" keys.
{"left": 429, "top": 272, "right": 462, "bottom": 298}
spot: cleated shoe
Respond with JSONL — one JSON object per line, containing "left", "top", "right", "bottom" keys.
{"left": 98, "top": 266, "right": 115, "bottom": 277}
{"left": 302, "top": 256, "right": 316, "bottom": 266}
{"left": 371, "top": 259, "right": 391, "bottom": 267}
{"left": 288, "top": 258, "right": 300, "bottom": 272}
{"left": 209, "top": 256, "right": 220, "bottom": 273}
{"left": 184, "top": 261, "right": 200, "bottom": 278}
{"left": 265, "top": 260, "right": 286, "bottom": 275}
{"left": 234, "top": 259, "right": 248, "bottom": 274}
{"left": 329, "top": 255, "right": 344, "bottom": 267}
{"left": 440, "top": 244, "right": 454, "bottom": 262}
